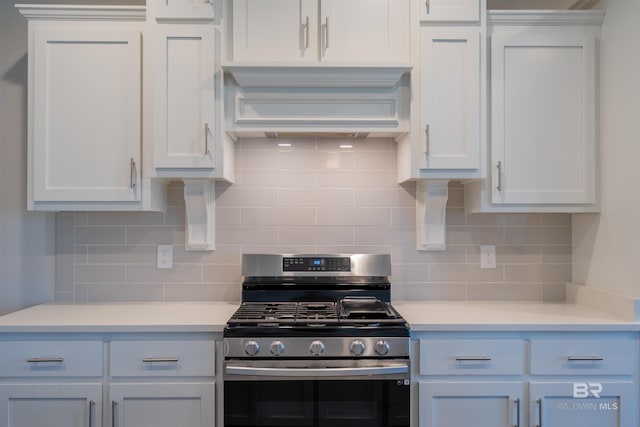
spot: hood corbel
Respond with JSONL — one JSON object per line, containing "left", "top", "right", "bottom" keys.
{"left": 183, "top": 179, "right": 215, "bottom": 251}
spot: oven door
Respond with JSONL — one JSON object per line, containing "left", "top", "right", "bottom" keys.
{"left": 224, "top": 359, "right": 410, "bottom": 427}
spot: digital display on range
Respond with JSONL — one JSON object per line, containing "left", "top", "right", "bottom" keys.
{"left": 283, "top": 257, "right": 351, "bottom": 272}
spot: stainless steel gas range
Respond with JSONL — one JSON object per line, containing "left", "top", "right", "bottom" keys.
{"left": 223, "top": 253, "right": 410, "bottom": 427}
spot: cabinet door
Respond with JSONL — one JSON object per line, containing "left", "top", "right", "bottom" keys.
{"left": 491, "top": 28, "right": 597, "bottom": 205}
{"left": 32, "top": 27, "right": 142, "bottom": 203}
{"left": 420, "top": 0, "right": 479, "bottom": 22}
{"left": 320, "top": 0, "right": 411, "bottom": 63}
{"left": 419, "top": 381, "right": 522, "bottom": 427}
{"left": 110, "top": 383, "right": 214, "bottom": 427}
{"left": 530, "top": 382, "right": 634, "bottom": 427}
{"left": 419, "top": 27, "right": 480, "bottom": 170}
{"left": 232, "top": 0, "right": 317, "bottom": 62}
{"left": 154, "top": 24, "right": 217, "bottom": 169}
{"left": 0, "top": 383, "right": 102, "bottom": 427}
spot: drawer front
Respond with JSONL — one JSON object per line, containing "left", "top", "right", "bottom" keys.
{"left": 530, "top": 339, "right": 636, "bottom": 375}
{"left": 0, "top": 340, "right": 103, "bottom": 377}
{"left": 110, "top": 340, "right": 215, "bottom": 377}
{"left": 420, "top": 339, "right": 524, "bottom": 376}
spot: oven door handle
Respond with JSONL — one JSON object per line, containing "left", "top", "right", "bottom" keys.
{"left": 226, "top": 363, "right": 409, "bottom": 377}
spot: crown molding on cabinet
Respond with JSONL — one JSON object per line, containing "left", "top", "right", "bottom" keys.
{"left": 15, "top": 4, "right": 146, "bottom": 21}
{"left": 223, "top": 64, "right": 412, "bottom": 89}
{"left": 488, "top": 9, "right": 605, "bottom": 26}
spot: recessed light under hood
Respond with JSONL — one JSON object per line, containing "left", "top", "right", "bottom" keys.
{"left": 223, "top": 64, "right": 411, "bottom": 139}
{"left": 264, "top": 132, "right": 369, "bottom": 139}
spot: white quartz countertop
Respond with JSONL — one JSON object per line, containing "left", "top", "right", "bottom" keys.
{"left": 0, "top": 301, "right": 638, "bottom": 334}
{"left": 393, "top": 301, "right": 640, "bottom": 332}
{"left": 0, "top": 302, "right": 240, "bottom": 333}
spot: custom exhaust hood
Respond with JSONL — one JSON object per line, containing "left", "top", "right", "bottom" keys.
{"left": 223, "top": 64, "right": 412, "bottom": 139}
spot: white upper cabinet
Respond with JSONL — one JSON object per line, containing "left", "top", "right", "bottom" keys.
{"left": 31, "top": 25, "right": 142, "bottom": 205}
{"left": 153, "top": 24, "right": 217, "bottom": 170}
{"left": 465, "top": 10, "right": 605, "bottom": 213}
{"left": 19, "top": 5, "right": 165, "bottom": 210}
{"left": 419, "top": 27, "right": 480, "bottom": 171}
{"left": 420, "top": 0, "right": 479, "bottom": 22}
{"left": 19, "top": 5, "right": 166, "bottom": 211}
{"left": 231, "top": 0, "right": 411, "bottom": 64}
{"left": 490, "top": 12, "right": 601, "bottom": 207}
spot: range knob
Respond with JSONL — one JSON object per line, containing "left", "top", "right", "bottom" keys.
{"left": 270, "top": 340, "right": 285, "bottom": 356}
{"left": 374, "top": 340, "right": 390, "bottom": 356}
{"left": 309, "top": 340, "right": 325, "bottom": 356}
{"left": 349, "top": 339, "right": 366, "bottom": 356}
{"left": 244, "top": 340, "right": 260, "bottom": 356}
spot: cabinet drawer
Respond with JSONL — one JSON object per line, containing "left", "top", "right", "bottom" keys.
{"left": 110, "top": 340, "right": 215, "bottom": 377}
{"left": 420, "top": 339, "right": 523, "bottom": 376}
{"left": 530, "top": 339, "right": 636, "bottom": 375}
{"left": 0, "top": 340, "right": 103, "bottom": 377}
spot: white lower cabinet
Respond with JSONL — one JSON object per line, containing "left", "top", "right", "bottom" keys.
{"left": 109, "top": 339, "right": 216, "bottom": 427}
{"left": 417, "top": 337, "right": 524, "bottom": 427}
{"left": 416, "top": 333, "right": 638, "bottom": 427}
{"left": 419, "top": 381, "right": 523, "bottom": 427}
{"left": 110, "top": 383, "right": 214, "bottom": 427}
{"left": 530, "top": 381, "right": 634, "bottom": 427}
{"left": 0, "top": 383, "right": 102, "bottom": 427}
{"left": 0, "top": 336, "right": 218, "bottom": 427}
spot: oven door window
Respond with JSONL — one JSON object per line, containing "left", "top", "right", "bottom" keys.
{"left": 225, "top": 380, "right": 409, "bottom": 427}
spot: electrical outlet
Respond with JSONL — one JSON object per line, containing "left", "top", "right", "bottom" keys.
{"left": 157, "top": 245, "right": 173, "bottom": 269}
{"left": 480, "top": 245, "right": 496, "bottom": 269}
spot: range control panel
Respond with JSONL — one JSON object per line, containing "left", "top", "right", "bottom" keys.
{"left": 283, "top": 257, "right": 351, "bottom": 272}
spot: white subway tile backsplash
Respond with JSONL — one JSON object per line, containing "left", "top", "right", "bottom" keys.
{"left": 242, "top": 207, "right": 316, "bottom": 226}
{"left": 126, "top": 226, "right": 184, "bottom": 245}
{"left": 76, "top": 226, "right": 126, "bottom": 245}
{"left": 57, "top": 137, "right": 573, "bottom": 303}
{"left": 317, "top": 208, "right": 391, "bottom": 226}
{"left": 279, "top": 189, "right": 354, "bottom": 207}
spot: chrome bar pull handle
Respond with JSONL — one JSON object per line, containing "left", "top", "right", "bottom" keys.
{"left": 142, "top": 357, "right": 179, "bottom": 363}
{"left": 88, "top": 400, "right": 95, "bottom": 427}
{"left": 425, "top": 0, "right": 430, "bottom": 13}
{"left": 514, "top": 398, "right": 520, "bottom": 427}
{"left": 455, "top": 356, "right": 492, "bottom": 361}
{"left": 111, "top": 401, "right": 118, "bottom": 427}
{"left": 205, "top": 123, "right": 210, "bottom": 156}
{"left": 496, "top": 161, "right": 502, "bottom": 191}
{"left": 130, "top": 158, "right": 136, "bottom": 189}
{"left": 304, "top": 16, "right": 310, "bottom": 49}
{"left": 425, "top": 125, "right": 430, "bottom": 157}
{"left": 537, "top": 398, "right": 543, "bottom": 427}
{"left": 26, "top": 357, "right": 64, "bottom": 363}
{"left": 567, "top": 356, "right": 604, "bottom": 361}
{"left": 325, "top": 17, "right": 329, "bottom": 49}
